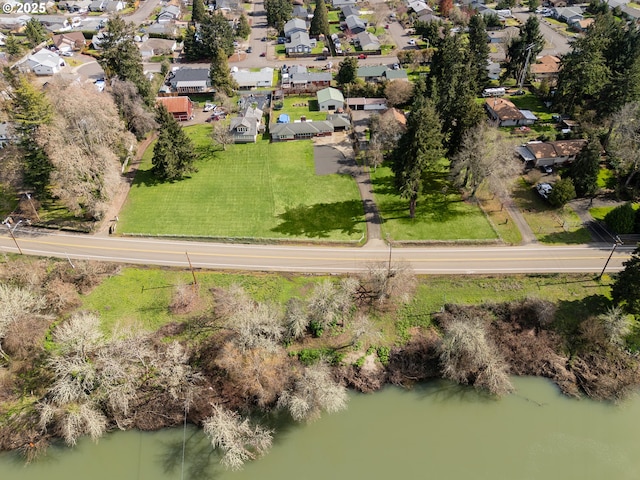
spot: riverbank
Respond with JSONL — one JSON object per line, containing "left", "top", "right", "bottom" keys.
{"left": 0, "top": 258, "right": 638, "bottom": 466}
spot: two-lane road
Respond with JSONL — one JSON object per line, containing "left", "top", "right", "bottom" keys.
{"left": 0, "top": 230, "right": 632, "bottom": 274}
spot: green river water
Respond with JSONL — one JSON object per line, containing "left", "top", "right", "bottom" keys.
{"left": 2, "top": 376, "right": 640, "bottom": 480}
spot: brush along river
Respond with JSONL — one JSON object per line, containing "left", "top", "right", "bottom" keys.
{"left": 2, "top": 376, "right": 639, "bottom": 479}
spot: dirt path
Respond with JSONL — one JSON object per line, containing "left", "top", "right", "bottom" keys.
{"left": 95, "top": 134, "right": 157, "bottom": 237}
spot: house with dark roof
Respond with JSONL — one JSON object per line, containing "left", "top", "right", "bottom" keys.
{"left": 282, "top": 65, "right": 332, "bottom": 89}
{"left": 270, "top": 120, "right": 334, "bottom": 141}
{"left": 293, "top": 5, "right": 311, "bottom": 19}
{"left": 156, "top": 96, "right": 194, "bottom": 121}
{"left": 341, "top": 5, "right": 360, "bottom": 18}
{"left": 516, "top": 139, "right": 588, "bottom": 167}
{"left": 284, "top": 18, "right": 308, "bottom": 38}
{"left": 285, "top": 32, "right": 316, "bottom": 54}
{"left": 484, "top": 97, "right": 537, "bottom": 127}
{"left": 357, "top": 65, "right": 408, "bottom": 82}
{"left": 326, "top": 113, "right": 351, "bottom": 131}
{"left": 356, "top": 31, "right": 380, "bottom": 51}
{"left": 344, "top": 15, "right": 366, "bottom": 34}
{"left": 168, "top": 68, "right": 211, "bottom": 93}
{"left": 229, "top": 106, "right": 264, "bottom": 143}
{"left": 139, "top": 38, "right": 178, "bottom": 59}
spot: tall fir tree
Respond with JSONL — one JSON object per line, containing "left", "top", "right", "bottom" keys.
{"left": 569, "top": 137, "right": 601, "bottom": 198}
{"left": 4, "top": 34, "right": 22, "bottom": 57}
{"left": 264, "top": 0, "right": 293, "bottom": 33}
{"left": 191, "top": 0, "right": 205, "bottom": 24}
{"left": 392, "top": 97, "right": 444, "bottom": 218}
{"left": 309, "top": 0, "right": 330, "bottom": 37}
{"left": 467, "top": 15, "right": 490, "bottom": 92}
{"left": 237, "top": 14, "right": 251, "bottom": 39}
{"left": 24, "top": 18, "right": 47, "bottom": 47}
{"left": 152, "top": 106, "right": 197, "bottom": 181}
{"left": 505, "top": 16, "right": 544, "bottom": 84}
{"left": 336, "top": 56, "right": 358, "bottom": 85}
{"left": 210, "top": 47, "right": 238, "bottom": 96}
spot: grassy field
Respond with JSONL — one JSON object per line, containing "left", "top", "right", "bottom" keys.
{"left": 280, "top": 95, "right": 328, "bottom": 121}
{"left": 81, "top": 266, "right": 614, "bottom": 342}
{"left": 509, "top": 92, "right": 554, "bottom": 123}
{"left": 118, "top": 125, "right": 365, "bottom": 241}
{"left": 513, "top": 178, "right": 591, "bottom": 244}
{"left": 370, "top": 165, "right": 498, "bottom": 242}
{"left": 591, "top": 203, "right": 639, "bottom": 221}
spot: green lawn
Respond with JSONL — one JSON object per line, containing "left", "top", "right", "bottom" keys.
{"left": 280, "top": 95, "right": 328, "bottom": 121}
{"left": 513, "top": 178, "right": 591, "bottom": 244}
{"left": 118, "top": 126, "right": 365, "bottom": 241}
{"left": 328, "top": 11, "right": 340, "bottom": 22}
{"left": 370, "top": 165, "right": 498, "bottom": 242}
{"left": 597, "top": 167, "right": 616, "bottom": 189}
{"left": 508, "top": 92, "right": 554, "bottom": 122}
{"left": 591, "top": 203, "right": 639, "bottom": 221}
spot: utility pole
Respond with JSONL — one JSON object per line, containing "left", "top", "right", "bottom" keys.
{"left": 185, "top": 251, "right": 197, "bottom": 287}
{"left": 25, "top": 193, "right": 40, "bottom": 222}
{"left": 598, "top": 239, "right": 622, "bottom": 280}
{"left": 3, "top": 219, "right": 23, "bottom": 255}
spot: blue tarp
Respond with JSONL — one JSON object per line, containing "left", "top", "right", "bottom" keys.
{"left": 278, "top": 114, "right": 290, "bottom": 123}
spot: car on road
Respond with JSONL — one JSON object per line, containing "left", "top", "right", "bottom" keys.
{"left": 535, "top": 182, "right": 553, "bottom": 199}
{"left": 358, "top": 53, "right": 367, "bottom": 59}
{"left": 261, "top": 37, "right": 267, "bottom": 41}
{"left": 260, "top": 52, "right": 266, "bottom": 57}
{"left": 246, "top": 47, "right": 252, "bottom": 53}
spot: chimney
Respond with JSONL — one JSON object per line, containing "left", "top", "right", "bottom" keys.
{"left": 300, "top": 115, "right": 306, "bottom": 122}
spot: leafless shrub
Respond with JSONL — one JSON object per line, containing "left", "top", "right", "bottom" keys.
{"left": 155, "top": 341, "right": 201, "bottom": 404}
{"left": 212, "top": 284, "right": 251, "bottom": 319}
{"left": 284, "top": 297, "right": 309, "bottom": 341}
{"left": 53, "top": 261, "right": 120, "bottom": 295}
{"left": 203, "top": 404, "right": 273, "bottom": 471}
{"left": 2, "top": 315, "right": 52, "bottom": 359}
{"left": 307, "top": 279, "right": 357, "bottom": 331}
{"left": 358, "top": 262, "right": 417, "bottom": 308}
{"left": 169, "top": 283, "right": 200, "bottom": 315}
{"left": 38, "top": 401, "right": 107, "bottom": 447}
{"left": 519, "top": 297, "right": 557, "bottom": 328}
{"left": 347, "top": 313, "right": 382, "bottom": 347}
{"left": 0, "top": 283, "right": 47, "bottom": 360}
{"left": 598, "top": 306, "right": 632, "bottom": 347}
{"left": 53, "top": 311, "right": 104, "bottom": 358}
{"left": 0, "top": 259, "right": 49, "bottom": 289}
{"left": 277, "top": 362, "right": 348, "bottom": 422}
{"left": 437, "top": 307, "right": 513, "bottom": 396}
{"left": 43, "top": 279, "right": 81, "bottom": 314}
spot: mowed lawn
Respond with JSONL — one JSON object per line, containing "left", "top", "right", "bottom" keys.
{"left": 370, "top": 165, "right": 497, "bottom": 241}
{"left": 119, "top": 125, "right": 365, "bottom": 240}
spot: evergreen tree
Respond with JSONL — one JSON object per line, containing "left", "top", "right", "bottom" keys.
{"left": 24, "top": 18, "right": 47, "bottom": 47}
{"left": 237, "top": 14, "right": 251, "bottom": 39}
{"left": 4, "top": 34, "right": 22, "bottom": 57}
{"left": 186, "top": 12, "right": 235, "bottom": 59}
{"left": 548, "top": 177, "right": 576, "bottom": 207}
{"left": 527, "top": 0, "right": 540, "bottom": 11}
{"left": 336, "top": 56, "right": 358, "bottom": 85}
{"left": 612, "top": 245, "right": 640, "bottom": 314}
{"left": 264, "top": 0, "right": 293, "bottom": 33}
{"left": 210, "top": 47, "right": 238, "bottom": 96}
{"left": 191, "top": 0, "right": 205, "bottom": 24}
{"left": 152, "top": 106, "right": 197, "bottom": 181}
{"left": 309, "top": 0, "right": 330, "bottom": 37}
{"left": 467, "top": 15, "right": 490, "bottom": 92}
{"left": 505, "top": 16, "right": 544, "bottom": 83}
{"left": 569, "top": 138, "right": 601, "bottom": 197}
{"left": 392, "top": 97, "right": 444, "bottom": 218}
{"left": 98, "top": 16, "right": 152, "bottom": 104}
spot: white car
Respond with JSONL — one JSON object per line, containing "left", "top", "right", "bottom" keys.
{"left": 203, "top": 103, "right": 216, "bottom": 112}
{"left": 408, "top": 39, "right": 416, "bottom": 46}
{"left": 536, "top": 183, "right": 553, "bottom": 199}
{"left": 60, "top": 51, "right": 73, "bottom": 57}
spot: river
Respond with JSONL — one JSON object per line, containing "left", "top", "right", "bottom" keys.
{"left": 2, "top": 377, "right": 639, "bottom": 480}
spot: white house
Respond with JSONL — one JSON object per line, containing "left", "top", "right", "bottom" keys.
{"left": 283, "top": 18, "right": 307, "bottom": 38}
{"left": 158, "top": 5, "right": 181, "bottom": 22}
{"left": 231, "top": 67, "right": 274, "bottom": 89}
{"left": 26, "top": 49, "right": 64, "bottom": 76}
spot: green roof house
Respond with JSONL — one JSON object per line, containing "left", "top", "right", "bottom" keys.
{"left": 317, "top": 87, "right": 345, "bottom": 111}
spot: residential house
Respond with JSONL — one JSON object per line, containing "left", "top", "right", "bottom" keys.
{"left": 270, "top": 120, "right": 334, "bottom": 141}
{"left": 215, "top": 0, "right": 240, "bottom": 11}
{"left": 229, "top": 106, "right": 264, "bottom": 143}
{"left": 356, "top": 31, "right": 380, "bottom": 51}
{"left": 284, "top": 18, "right": 308, "bottom": 39}
{"left": 88, "top": 0, "right": 106, "bottom": 11}
{"left": 332, "top": 0, "right": 356, "bottom": 7}
{"left": 285, "top": 31, "right": 316, "bottom": 54}
{"left": 158, "top": 5, "right": 181, "bottom": 22}
{"left": 25, "top": 49, "right": 64, "bottom": 76}
{"left": 293, "top": 5, "right": 311, "bottom": 19}
{"left": 486, "top": 61, "right": 501, "bottom": 81}
{"left": 104, "top": 0, "right": 125, "bottom": 12}
{"left": 408, "top": 0, "right": 433, "bottom": 15}
{"left": 326, "top": 113, "right": 351, "bottom": 131}
{"left": 346, "top": 97, "right": 388, "bottom": 111}
{"left": 52, "top": 32, "right": 86, "bottom": 52}
{"left": 530, "top": 55, "right": 561, "bottom": 83}
{"left": 569, "top": 17, "right": 594, "bottom": 32}
{"left": 282, "top": 65, "right": 331, "bottom": 89}
{"left": 516, "top": 139, "right": 588, "bottom": 167}
{"left": 549, "top": 0, "right": 567, "bottom": 7}
{"left": 168, "top": 68, "right": 211, "bottom": 93}
{"left": 156, "top": 96, "right": 193, "bottom": 121}
{"left": 341, "top": 5, "right": 360, "bottom": 18}
{"left": 380, "top": 107, "right": 407, "bottom": 129}
{"left": 138, "top": 38, "right": 178, "bottom": 59}
{"left": 82, "top": 19, "right": 104, "bottom": 31}
{"left": 344, "top": 15, "right": 366, "bottom": 34}
{"left": 356, "top": 65, "right": 408, "bottom": 82}
{"left": 231, "top": 67, "right": 274, "bottom": 89}
{"left": 317, "top": 87, "right": 345, "bottom": 111}
{"left": 486, "top": 26, "right": 519, "bottom": 43}
{"left": 552, "top": 6, "right": 583, "bottom": 22}
{"left": 484, "top": 97, "right": 538, "bottom": 127}
{"left": 145, "top": 22, "right": 179, "bottom": 37}
{"left": 417, "top": 12, "right": 442, "bottom": 23}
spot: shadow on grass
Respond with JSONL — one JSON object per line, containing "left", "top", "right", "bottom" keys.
{"left": 272, "top": 200, "right": 364, "bottom": 238}
{"left": 131, "top": 167, "right": 196, "bottom": 188}
{"left": 554, "top": 294, "right": 613, "bottom": 339}
{"left": 539, "top": 229, "right": 592, "bottom": 244}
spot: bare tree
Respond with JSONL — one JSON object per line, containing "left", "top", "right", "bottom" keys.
{"left": 211, "top": 120, "right": 233, "bottom": 151}
{"left": 215, "top": 92, "right": 236, "bottom": 113}
{"left": 598, "top": 306, "right": 632, "bottom": 347}
{"left": 37, "top": 401, "right": 107, "bottom": 447}
{"left": 366, "top": 137, "right": 385, "bottom": 171}
{"left": 0, "top": 283, "right": 47, "bottom": 360}
{"left": 155, "top": 341, "right": 201, "bottom": 403}
{"left": 169, "top": 282, "right": 200, "bottom": 315}
{"left": 384, "top": 80, "right": 414, "bottom": 107}
{"left": 53, "top": 311, "right": 104, "bottom": 358}
{"left": 358, "top": 262, "right": 417, "bottom": 307}
{"left": 450, "top": 123, "right": 519, "bottom": 199}
{"left": 203, "top": 404, "right": 273, "bottom": 471}
{"left": 307, "top": 279, "right": 357, "bottom": 332}
{"left": 607, "top": 102, "right": 640, "bottom": 188}
{"left": 439, "top": 309, "right": 513, "bottom": 396}
{"left": 284, "top": 297, "right": 309, "bottom": 341}
{"left": 109, "top": 79, "right": 157, "bottom": 139}
{"left": 278, "top": 362, "right": 348, "bottom": 422}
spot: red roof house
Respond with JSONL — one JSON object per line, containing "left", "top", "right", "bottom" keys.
{"left": 156, "top": 96, "right": 194, "bottom": 122}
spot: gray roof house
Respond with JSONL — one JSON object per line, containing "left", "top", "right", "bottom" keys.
{"left": 231, "top": 67, "right": 274, "bottom": 89}
{"left": 357, "top": 65, "right": 408, "bottom": 82}
{"left": 285, "top": 31, "right": 316, "bottom": 54}
{"left": 293, "top": 5, "right": 311, "bottom": 19}
{"left": 326, "top": 113, "right": 351, "bottom": 131}
{"left": 284, "top": 18, "right": 308, "bottom": 38}
{"left": 229, "top": 106, "right": 264, "bottom": 143}
{"left": 158, "top": 5, "right": 181, "bottom": 22}
{"left": 145, "top": 22, "right": 178, "bottom": 37}
{"left": 552, "top": 6, "right": 583, "bottom": 22}
{"left": 25, "top": 49, "right": 64, "bottom": 76}
{"left": 356, "top": 31, "right": 380, "bottom": 51}
{"left": 341, "top": 5, "right": 360, "bottom": 17}
{"left": 138, "top": 38, "right": 178, "bottom": 59}
{"left": 317, "top": 87, "right": 345, "bottom": 111}
{"left": 270, "top": 120, "right": 334, "bottom": 141}
{"left": 88, "top": 0, "right": 105, "bottom": 11}
{"left": 169, "top": 68, "right": 211, "bottom": 93}
{"left": 332, "top": 0, "right": 356, "bottom": 7}
{"left": 104, "top": 0, "right": 125, "bottom": 12}
{"left": 408, "top": 0, "right": 433, "bottom": 15}
{"left": 344, "top": 15, "right": 366, "bottom": 34}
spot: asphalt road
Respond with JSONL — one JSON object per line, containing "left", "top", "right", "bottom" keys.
{"left": 0, "top": 229, "right": 632, "bottom": 275}
{"left": 513, "top": 8, "right": 572, "bottom": 57}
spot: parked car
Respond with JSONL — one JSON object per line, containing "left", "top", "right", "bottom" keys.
{"left": 535, "top": 182, "right": 553, "bottom": 199}
{"left": 408, "top": 39, "right": 416, "bottom": 46}
{"left": 392, "top": 63, "right": 400, "bottom": 70}
{"left": 260, "top": 52, "right": 266, "bottom": 57}
{"left": 203, "top": 103, "right": 216, "bottom": 112}
{"left": 60, "top": 51, "right": 73, "bottom": 57}
{"left": 540, "top": 165, "right": 553, "bottom": 174}
{"left": 246, "top": 47, "right": 252, "bottom": 53}
{"left": 385, "top": 24, "right": 389, "bottom": 29}
{"left": 358, "top": 53, "right": 367, "bottom": 59}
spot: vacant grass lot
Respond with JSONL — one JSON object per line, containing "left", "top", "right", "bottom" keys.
{"left": 118, "top": 125, "right": 365, "bottom": 241}
{"left": 280, "top": 95, "right": 328, "bottom": 122}
{"left": 513, "top": 178, "right": 591, "bottom": 244}
{"left": 370, "top": 165, "right": 498, "bottom": 242}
